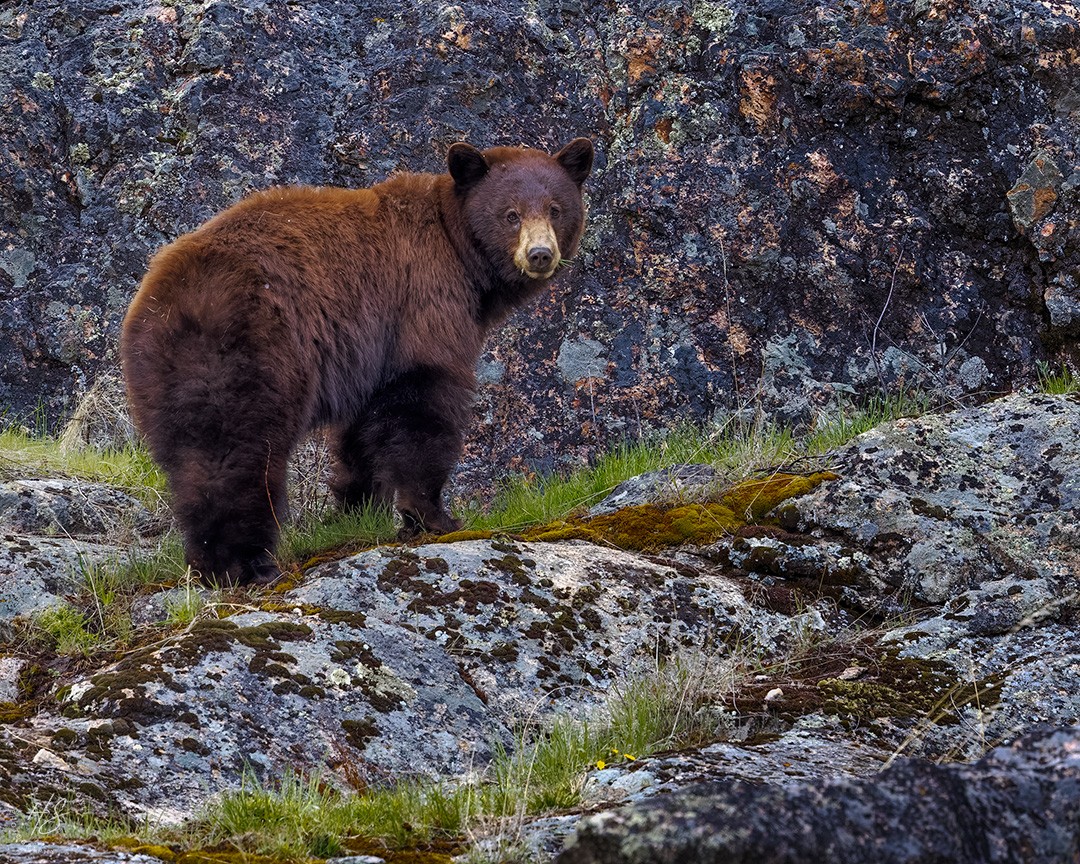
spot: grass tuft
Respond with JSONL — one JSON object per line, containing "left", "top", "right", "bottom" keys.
{"left": 1036, "top": 360, "right": 1079, "bottom": 395}
{"left": 31, "top": 605, "right": 101, "bottom": 657}
{"left": 0, "top": 430, "right": 166, "bottom": 509}
{"left": 280, "top": 504, "right": 398, "bottom": 567}
{"left": 465, "top": 390, "right": 929, "bottom": 536}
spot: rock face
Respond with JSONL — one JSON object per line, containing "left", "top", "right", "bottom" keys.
{"left": 0, "top": 538, "right": 820, "bottom": 823}
{"left": 788, "top": 392, "right": 1080, "bottom": 607}
{"left": 2, "top": 0, "right": 1079, "bottom": 487}
{"left": 559, "top": 725, "right": 1080, "bottom": 864}
{"left": 0, "top": 393, "right": 1077, "bottom": 862}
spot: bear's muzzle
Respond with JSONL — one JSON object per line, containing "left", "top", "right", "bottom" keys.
{"left": 514, "top": 216, "right": 560, "bottom": 279}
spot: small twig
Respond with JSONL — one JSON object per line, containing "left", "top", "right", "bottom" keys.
{"left": 718, "top": 232, "right": 741, "bottom": 401}
{"left": 871, "top": 246, "right": 905, "bottom": 390}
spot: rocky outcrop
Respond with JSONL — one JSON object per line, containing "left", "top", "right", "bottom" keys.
{"left": 0, "top": 393, "right": 1077, "bottom": 861}
{"left": 0, "top": 537, "right": 823, "bottom": 823}
{"left": 559, "top": 725, "right": 1080, "bottom": 864}
{"left": 2, "top": 0, "right": 1079, "bottom": 489}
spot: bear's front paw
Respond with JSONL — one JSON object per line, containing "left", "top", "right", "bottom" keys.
{"left": 398, "top": 511, "right": 462, "bottom": 540}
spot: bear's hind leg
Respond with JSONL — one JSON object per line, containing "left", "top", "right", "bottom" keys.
{"left": 169, "top": 445, "right": 290, "bottom": 586}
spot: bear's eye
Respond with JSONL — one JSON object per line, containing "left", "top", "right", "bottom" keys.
{"left": 505, "top": 210, "right": 520, "bottom": 225}
{"left": 549, "top": 204, "right": 561, "bottom": 219}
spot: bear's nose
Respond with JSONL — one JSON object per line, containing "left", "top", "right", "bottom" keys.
{"left": 528, "top": 246, "right": 553, "bottom": 272}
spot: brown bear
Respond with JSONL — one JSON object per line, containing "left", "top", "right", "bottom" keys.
{"left": 122, "top": 138, "right": 594, "bottom": 585}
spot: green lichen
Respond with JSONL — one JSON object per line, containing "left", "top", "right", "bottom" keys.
{"left": 342, "top": 716, "right": 378, "bottom": 750}
{"left": 692, "top": 0, "right": 734, "bottom": 36}
{"left": 69, "top": 143, "right": 91, "bottom": 164}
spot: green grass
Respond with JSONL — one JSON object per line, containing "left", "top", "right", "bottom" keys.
{"left": 15, "top": 538, "right": 189, "bottom": 656}
{"left": 0, "top": 430, "right": 167, "bottom": 509}
{"left": 802, "top": 389, "right": 932, "bottom": 453}
{"left": 280, "top": 504, "right": 398, "bottom": 565}
{"left": 30, "top": 605, "right": 102, "bottom": 657}
{"left": 465, "top": 390, "right": 929, "bottom": 534}
{"left": 1036, "top": 361, "right": 1079, "bottom": 395}
{"left": 1, "top": 653, "right": 746, "bottom": 859}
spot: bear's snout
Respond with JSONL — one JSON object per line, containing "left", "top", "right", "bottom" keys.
{"left": 527, "top": 246, "right": 553, "bottom": 272}
{"left": 514, "top": 216, "right": 560, "bottom": 278}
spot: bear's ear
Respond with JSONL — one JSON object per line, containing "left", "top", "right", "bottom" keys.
{"left": 448, "top": 143, "right": 489, "bottom": 189}
{"left": 554, "top": 138, "right": 594, "bottom": 185}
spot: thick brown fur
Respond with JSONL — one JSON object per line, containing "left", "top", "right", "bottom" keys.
{"left": 122, "top": 139, "right": 594, "bottom": 585}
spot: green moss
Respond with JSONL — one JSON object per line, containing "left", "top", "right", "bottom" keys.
{"left": 51, "top": 728, "right": 79, "bottom": 749}
{"left": 434, "top": 529, "right": 494, "bottom": 543}
{"left": 522, "top": 475, "right": 833, "bottom": 550}
{"left": 524, "top": 472, "right": 836, "bottom": 552}
{"left": 484, "top": 553, "right": 535, "bottom": 585}
{"left": 817, "top": 651, "right": 1003, "bottom": 725}
{"left": 126, "top": 845, "right": 176, "bottom": 861}
{"left": 0, "top": 702, "right": 33, "bottom": 723}
{"left": 253, "top": 621, "right": 313, "bottom": 642}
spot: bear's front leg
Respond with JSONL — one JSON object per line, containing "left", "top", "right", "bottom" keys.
{"left": 169, "top": 446, "right": 289, "bottom": 587}
{"left": 329, "top": 423, "right": 394, "bottom": 513}
{"left": 342, "top": 366, "right": 470, "bottom": 539}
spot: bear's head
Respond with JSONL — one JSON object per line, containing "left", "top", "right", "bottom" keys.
{"left": 449, "top": 138, "right": 594, "bottom": 284}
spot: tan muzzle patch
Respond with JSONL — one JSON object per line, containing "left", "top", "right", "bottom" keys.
{"left": 514, "top": 217, "right": 561, "bottom": 279}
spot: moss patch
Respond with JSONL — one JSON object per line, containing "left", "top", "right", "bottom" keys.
{"left": 727, "top": 636, "right": 1002, "bottom": 732}
{"left": 433, "top": 529, "right": 495, "bottom": 543}
{"left": 524, "top": 472, "right": 837, "bottom": 552}
{"left": 818, "top": 652, "right": 1003, "bottom": 725}
{"left": 0, "top": 701, "right": 34, "bottom": 724}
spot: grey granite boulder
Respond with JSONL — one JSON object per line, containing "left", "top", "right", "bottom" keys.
{"left": 786, "top": 393, "right": 1080, "bottom": 604}
{"left": 0, "top": 479, "right": 153, "bottom": 540}
{"left": 0, "top": 538, "right": 817, "bottom": 822}
{"left": 559, "top": 726, "right": 1080, "bottom": 864}
{"left": 0, "top": 534, "right": 123, "bottom": 623}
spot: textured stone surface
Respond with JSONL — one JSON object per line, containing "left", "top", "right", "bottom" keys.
{"left": 0, "top": 656, "right": 26, "bottom": 704}
{"left": 291, "top": 538, "right": 823, "bottom": 720}
{"left": 559, "top": 726, "right": 1080, "bottom": 864}
{"left": 1, "top": 0, "right": 1079, "bottom": 490}
{"left": 0, "top": 844, "right": 166, "bottom": 863}
{"left": 0, "top": 538, "right": 815, "bottom": 821}
{"left": 0, "top": 478, "right": 152, "bottom": 539}
{"left": 787, "top": 393, "right": 1080, "bottom": 604}
{"left": 0, "top": 535, "right": 121, "bottom": 622}
{"left": 0, "top": 394, "right": 1078, "bottom": 861}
